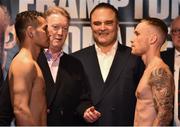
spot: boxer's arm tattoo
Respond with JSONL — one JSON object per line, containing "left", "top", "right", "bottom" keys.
{"left": 148, "top": 67, "right": 174, "bottom": 126}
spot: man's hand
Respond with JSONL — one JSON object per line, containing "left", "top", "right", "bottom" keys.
{"left": 83, "top": 106, "right": 101, "bottom": 123}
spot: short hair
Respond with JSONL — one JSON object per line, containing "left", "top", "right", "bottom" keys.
{"left": 170, "top": 16, "right": 180, "bottom": 34}
{"left": 170, "top": 16, "right": 180, "bottom": 28}
{"left": 90, "top": 2, "right": 119, "bottom": 22}
{"left": 141, "top": 17, "right": 168, "bottom": 43}
{"left": 45, "top": 6, "right": 70, "bottom": 25}
{"left": 15, "top": 10, "right": 45, "bottom": 43}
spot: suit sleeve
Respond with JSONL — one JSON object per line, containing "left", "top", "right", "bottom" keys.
{"left": 76, "top": 63, "right": 92, "bottom": 117}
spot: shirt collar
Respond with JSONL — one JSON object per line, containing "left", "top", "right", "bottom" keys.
{"left": 44, "top": 49, "right": 63, "bottom": 61}
{"left": 95, "top": 41, "right": 118, "bottom": 55}
{"left": 175, "top": 49, "right": 180, "bottom": 57}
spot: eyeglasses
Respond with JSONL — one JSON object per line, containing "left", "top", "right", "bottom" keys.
{"left": 51, "top": 25, "right": 69, "bottom": 33}
{"left": 171, "top": 28, "right": 180, "bottom": 35}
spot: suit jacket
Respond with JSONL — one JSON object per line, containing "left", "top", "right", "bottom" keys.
{"left": 37, "top": 51, "right": 92, "bottom": 126}
{"left": 161, "top": 48, "right": 175, "bottom": 74}
{"left": 72, "top": 43, "right": 143, "bottom": 125}
{"left": 161, "top": 48, "right": 175, "bottom": 126}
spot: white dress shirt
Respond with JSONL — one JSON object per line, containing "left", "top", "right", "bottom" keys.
{"left": 95, "top": 41, "right": 118, "bottom": 82}
{"left": 173, "top": 49, "right": 180, "bottom": 126}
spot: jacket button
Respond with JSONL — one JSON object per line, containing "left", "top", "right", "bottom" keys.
{"left": 47, "top": 109, "right": 50, "bottom": 113}
{"left": 111, "top": 107, "right": 115, "bottom": 111}
{"left": 60, "top": 110, "right": 63, "bottom": 115}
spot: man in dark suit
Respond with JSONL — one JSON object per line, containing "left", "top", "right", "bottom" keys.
{"left": 38, "top": 6, "right": 101, "bottom": 125}
{"left": 72, "top": 3, "right": 143, "bottom": 126}
{"left": 161, "top": 16, "right": 180, "bottom": 126}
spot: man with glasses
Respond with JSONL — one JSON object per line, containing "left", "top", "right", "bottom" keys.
{"left": 161, "top": 16, "right": 180, "bottom": 126}
{"left": 37, "top": 6, "right": 101, "bottom": 125}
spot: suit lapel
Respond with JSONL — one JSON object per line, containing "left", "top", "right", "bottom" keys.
{"left": 38, "top": 52, "right": 60, "bottom": 107}
{"left": 90, "top": 46, "right": 104, "bottom": 84}
{"left": 105, "top": 43, "right": 128, "bottom": 86}
{"left": 85, "top": 46, "right": 104, "bottom": 104}
{"left": 47, "top": 54, "right": 69, "bottom": 107}
{"left": 167, "top": 48, "right": 175, "bottom": 74}
{"left": 95, "top": 43, "right": 131, "bottom": 105}
{"left": 161, "top": 48, "right": 175, "bottom": 74}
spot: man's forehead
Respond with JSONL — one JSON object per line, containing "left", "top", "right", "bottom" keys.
{"left": 172, "top": 18, "right": 180, "bottom": 27}
{"left": 91, "top": 8, "right": 117, "bottom": 24}
{"left": 136, "top": 22, "right": 149, "bottom": 29}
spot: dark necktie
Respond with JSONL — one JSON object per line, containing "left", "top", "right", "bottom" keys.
{"left": 178, "top": 68, "right": 180, "bottom": 120}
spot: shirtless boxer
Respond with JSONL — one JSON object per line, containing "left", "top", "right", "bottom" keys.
{"left": 8, "top": 10, "right": 49, "bottom": 125}
{"left": 131, "top": 18, "right": 174, "bottom": 126}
